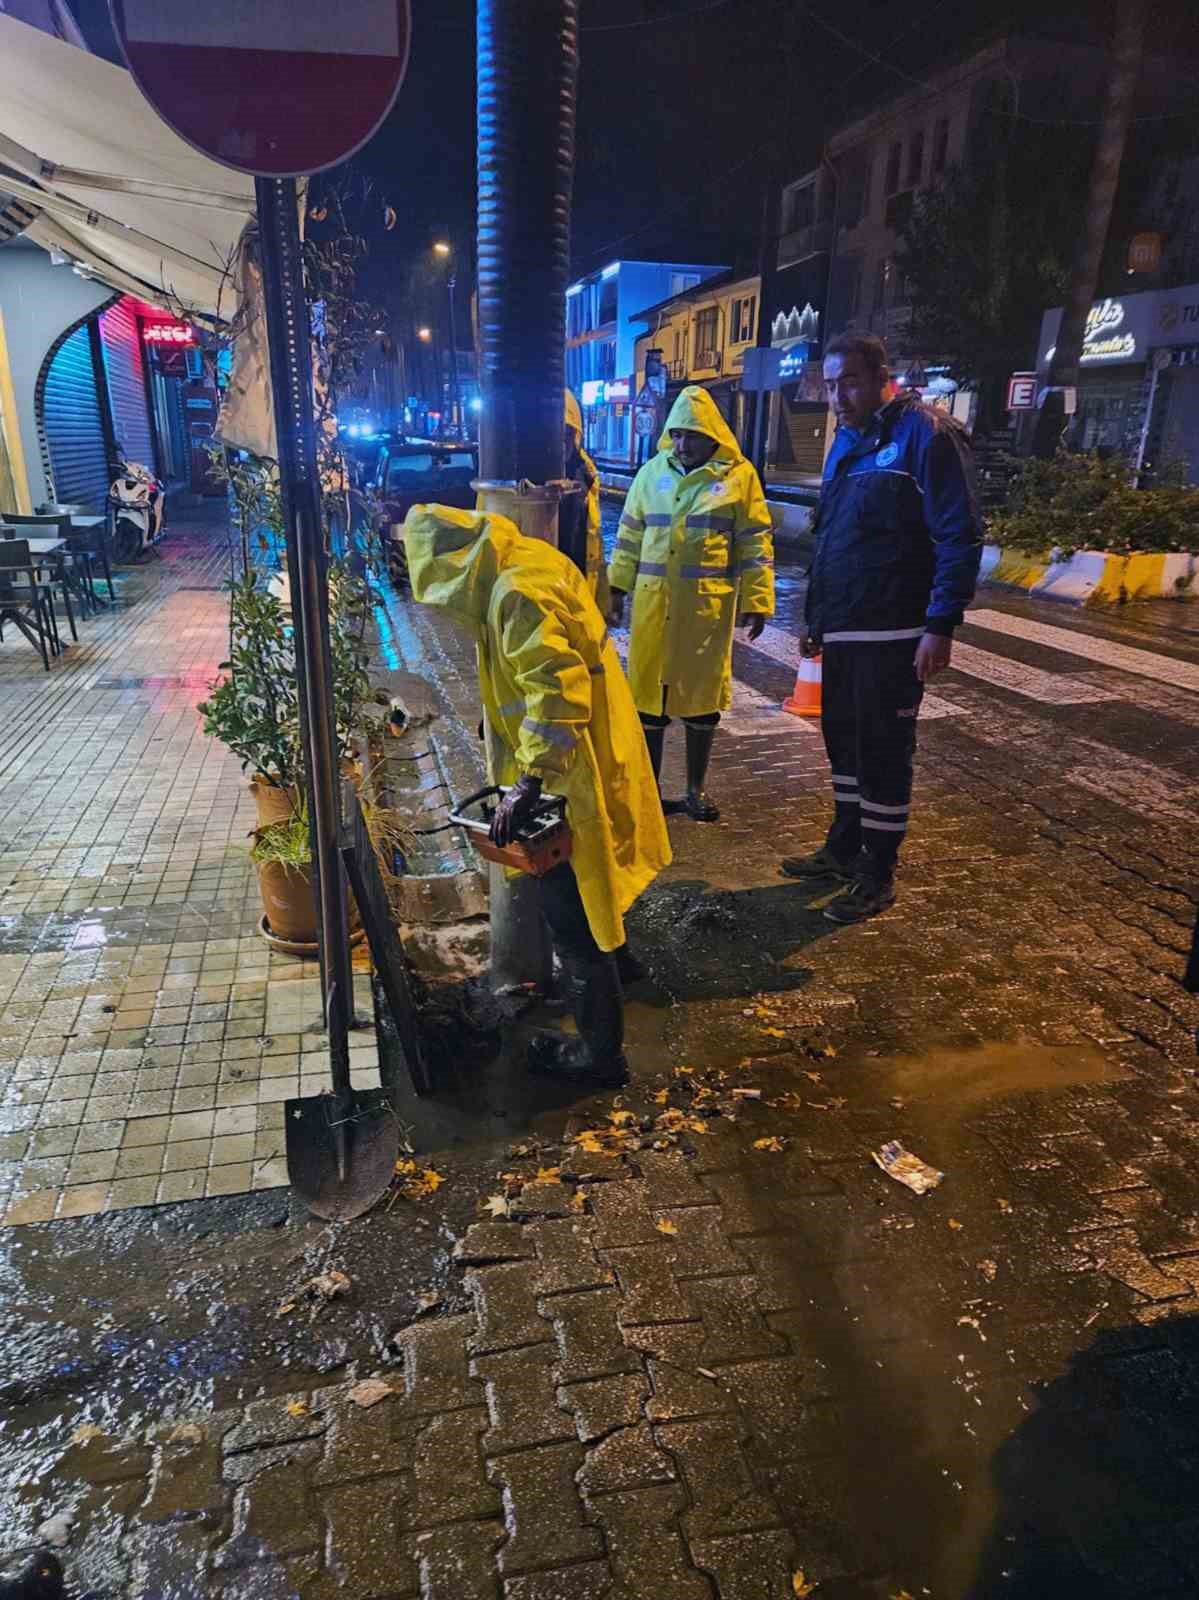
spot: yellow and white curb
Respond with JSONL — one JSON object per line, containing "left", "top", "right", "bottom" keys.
{"left": 981, "top": 545, "right": 1197, "bottom": 606}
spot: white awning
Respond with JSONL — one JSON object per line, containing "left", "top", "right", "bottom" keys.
{"left": 0, "top": 15, "right": 255, "bottom": 321}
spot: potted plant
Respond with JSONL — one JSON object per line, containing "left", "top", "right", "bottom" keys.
{"left": 198, "top": 562, "right": 373, "bottom": 949}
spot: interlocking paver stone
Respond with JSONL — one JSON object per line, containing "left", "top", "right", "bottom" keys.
{"left": 588, "top": 1179, "right": 663, "bottom": 1248}
{"left": 558, "top": 1373, "right": 649, "bottom": 1442}
{"left": 322, "top": 1476, "right": 418, "bottom": 1598}
{"left": 468, "top": 1261, "right": 554, "bottom": 1354}
{"left": 543, "top": 1287, "right": 644, "bottom": 1383}
{"left": 311, "top": 1379, "right": 414, "bottom": 1484}
{"left": 503, "top": 1560, "right": 612, "bottom": 1600}
{"left": 528, "top": 1217, "right": 614, "bottom": 1294}
{"left": 394, "top": 1313, "right": 480, "bottom": 1414}
{"left": 656, "top": 1420, "right": 781, "bottom": 1540}
{"left": 578, "top": 1422, "right": 676, "bottom": 1495}
{"left": 454, "top": 1220, "right": 538, "bottom": 1264}
{"left": 488, "top": 1441, "right": 604, "bottom": 1574}
{"left": 413, "top": 1521, "right": 505, "bottom": 1600}
{"left": 690, "top": 1529, "right": 799, "bottom": 1600}
{"left": 683, "top": 1277, "right": 788, "bottom": 1364}
{"left": 473, "top": 1343, "right": 577, "bottom": 1454}
{"left": 603, "top": 1242, "right": 692, "bottom": 1324}
{"left": 581, "top": 1484, "right": 714, "bottom": 1600}
{"left": 412, "top": 1408, "right": 501, "bottom": 1525}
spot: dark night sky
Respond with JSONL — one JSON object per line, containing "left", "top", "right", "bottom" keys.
{"left": 74, "top": 0, "right": 1199, "bottom": 320}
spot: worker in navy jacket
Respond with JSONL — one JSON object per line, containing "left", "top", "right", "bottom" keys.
{"left": 781, "top": 333, "right": 982, "bottom": 923}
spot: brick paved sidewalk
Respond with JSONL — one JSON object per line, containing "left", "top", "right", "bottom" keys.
{"left": 0, "top": 509, "right": 378, "bottom": 1224}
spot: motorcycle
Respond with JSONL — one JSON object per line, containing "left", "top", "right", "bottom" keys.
{"left": 108, "top": 459, "right": 164, "bottom": 563}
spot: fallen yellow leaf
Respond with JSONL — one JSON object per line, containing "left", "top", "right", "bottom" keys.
{"left": 483, "top": 1194, "right": 511, "bottom": 1219}
{"left": 763, "top": 1027, "right": 787, "bottom": 1039}
{"left": 655, "top": 1218, "right": 679, "bottom": 1236}
{"left": 609, "top": 1109, "right": 636, "bottom": 1126}
{"left": 753, "top": 1136, "right": 785, "bottom": 1152}
{"left": 948, "top": 1217, "right": 964, "bottom": 1231}
{"left": 535, "top": 1166, "right": 562, "bottom": 1183}
{"left": 792, "top": 1572, "right": 819, "bottom": 1597}
{"left": 997, "top": 1198, "right": 1012, "bottom": 1213}
{"left": 570, "top": 1189, "right": 588, "bottom": 1213}
{"left": 285, "top": 1400, "right": 309, "bottom": 1418}
{"left": 652, "top": 1088, "right": 669, "bottom": 1105}
{"left": 70, "top": 1423, "right": 103, "bottom": 1446}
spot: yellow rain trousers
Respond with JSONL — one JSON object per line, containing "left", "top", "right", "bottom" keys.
{"left": 403, "top": 505, "right": 670, "bottom": 953}
{"left": 608, "top": 384, "right": 774, "bottom": 719}
{"left": 565, "top": 389, "right": 610, "bottom": 615}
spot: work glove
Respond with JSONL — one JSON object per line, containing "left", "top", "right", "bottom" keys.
{"left": 490, "top": 775, "right": 543, "bottom": 847}
{"left": 739, "top": 613, "right": 766, "bottom": 641}
{"left": 608, "top": 590, "right": 626, "bottom": 628}
{"left": 798, "top": 626, "right": 822, "bottom": 659}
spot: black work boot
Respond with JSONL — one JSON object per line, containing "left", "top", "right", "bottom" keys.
{"left": 0, "top": 1552, "right": 65, "bottom": 1600}
{"left": 642, "top": 723, "right": 665, "bottom": 787}
{"left": 823, "top": 861, "right": 897, "bottom": 924}
{"left": 528, "top": 956, "right": 628, "bottom": 1086}
{"left": 671, "top": 722, "right": 719, "bottom": 822}
{"left": 780, "top": 845, "right": 857, "bottom": 881}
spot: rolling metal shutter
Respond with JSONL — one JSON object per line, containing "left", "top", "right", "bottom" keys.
{"left": 99, "top": 299, "right": 155, "bottom": 470}
{"left": 40, "top": 322, "right": 109, "bottom": 511}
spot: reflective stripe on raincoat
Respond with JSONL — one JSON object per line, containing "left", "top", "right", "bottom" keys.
{"left": 565, "top": 388, "right": 610, "bottom": 616}
{"left": 403, "top": 504, "right": 670, "bottom": 952}
{"left": 608, "top": 384, "right": 774, "bottom": 719}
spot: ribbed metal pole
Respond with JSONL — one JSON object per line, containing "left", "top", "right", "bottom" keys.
{"left": 477, "top": 0, "right": 578, "bottom": 485}
{"left": 476, "top": 0, "right": 579, "bottom": 997}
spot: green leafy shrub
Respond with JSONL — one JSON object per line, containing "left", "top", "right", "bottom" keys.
{"left": 991, "top": 451, "right": 1199, "bottom": 559}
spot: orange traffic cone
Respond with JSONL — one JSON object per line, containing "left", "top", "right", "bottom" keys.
{"left": 783, "top": 654, "right": 822, "bottom": 717}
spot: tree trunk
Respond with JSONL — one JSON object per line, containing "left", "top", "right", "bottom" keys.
{"left": 1029, "top": 0, "right": 1146, "bottom": 460}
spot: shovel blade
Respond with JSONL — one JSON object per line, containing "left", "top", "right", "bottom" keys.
{"left": 285, "top": 1088, "right": 398, "bottom": 1222}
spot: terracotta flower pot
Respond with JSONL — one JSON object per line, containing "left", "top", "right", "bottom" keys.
{"left": 250, "top": 778, "right": 301, "bottom": 828}
{"left": 255, "top": 861, "right": 364, "bottom": 952}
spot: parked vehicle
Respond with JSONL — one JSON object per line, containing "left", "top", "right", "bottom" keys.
{"left": 109, "top": 458, "right": 164, "bottom": 563}
{"left": 373, "top": 438, "right": 478, "bottom": 584}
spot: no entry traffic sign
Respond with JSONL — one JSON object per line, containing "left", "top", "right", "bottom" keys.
{"left": 110, "top": 0, "right": 410, "bottom": 177}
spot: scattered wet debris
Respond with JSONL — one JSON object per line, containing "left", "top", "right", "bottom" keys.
{"left": 977, "top": 1259, "right": 999, "bottom": 1282}
{"left": 871, "top": 1142, "right": 943, "bottom": 1195}
{"left": 347, "top": 1376, "right": 398, "bottom": 1409}
{"left": 275, "top": 1268, "right": 352, "bottom": 1320}
{"left": 34, "top": 1510, "right": 74, "bottom": 1548}
{"left": 391, "top": 1160, "right": 445, "bottom": 1201}
{"left": 752, "top": 1136, "right": 787, "bottom": 1153}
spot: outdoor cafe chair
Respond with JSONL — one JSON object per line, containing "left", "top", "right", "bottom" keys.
{"left": 8, "top": 511, "right": 97, "bottom": 616}
{"left": 0, "top": 537, "right": 59, "bottom": 671}
{"left": 0, "top": 523, "right": 77, "bottom": 644}
{"left": 37, "top": 502, "right": 115, "bottom": 605}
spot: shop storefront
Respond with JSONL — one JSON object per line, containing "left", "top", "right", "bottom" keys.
{"left": 581, "top": 377, "right": 632, "bottom": 462}
{"left": 1037, "top": 283, "right": 1199, "bottom": 482}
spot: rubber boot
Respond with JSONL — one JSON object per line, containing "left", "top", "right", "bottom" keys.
{"left": 528, "top": 955, "right": 627, "bottom": 1087}
{"left": 0, "top": 1552, "right": 65, "bottom": 1600}
{"left": 614, "top": 944, "right": 647, "bottom": 985}
{"left": 681, "top": 722, "right": 719, "bottom": 821}
{"left": 642, "top": 723, "right": 665, "bottom": 786}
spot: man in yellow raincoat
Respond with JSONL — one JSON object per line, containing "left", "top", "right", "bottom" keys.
{"left": 563, "top": 390, "right": 610, "bottom": 615}
{"left": 608, "top": 385, "right": 774, "bottom": 821}
{"left": 404, "top": 504, "right": 670, "bottom": 1087}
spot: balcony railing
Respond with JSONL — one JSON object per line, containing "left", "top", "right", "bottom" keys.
{"left": 777, "top": 218, "right": 832, "bottom": 266}
{"left": 694, "top": 349, "right": 720, "bottom": 371}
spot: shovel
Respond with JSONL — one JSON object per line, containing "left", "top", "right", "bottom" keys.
{"left": 285, "top": 1064, "right": 398, "bottom": 1223}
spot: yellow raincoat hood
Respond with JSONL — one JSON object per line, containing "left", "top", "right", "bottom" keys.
{"left": 403, "top": 502, "right": 669, "bottom": 952}
{"left": 403, "top": 505, "right": 516, "bottom": 627}
{"left": 658, "top": 384, "right": 742, "bottom": 462}
{"left": 564, "top": 388, "right": 584, "bottom": 444}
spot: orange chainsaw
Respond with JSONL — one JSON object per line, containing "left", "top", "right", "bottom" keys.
{"left": 450, "top": 785, "right": 573, "bottom": 876}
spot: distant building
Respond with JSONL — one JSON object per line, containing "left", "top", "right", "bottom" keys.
{"left": 565, "top": 260, "right": 724, "bottom": 462}
{"left": 630, "top": 271, "right": 760, "bottom": 461}
{"left": 776, "top": 29, "right": 1190, "bottom": 440}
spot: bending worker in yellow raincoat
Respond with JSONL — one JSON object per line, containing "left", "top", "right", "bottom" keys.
{"left": 564, "top": 390, "right": 610, "bottom": 615}
{"left": 609, "top": 385, "right": 774, "bottom": 821}
{"left": 404, "top": 505, "right": 670, "bottom": 1087}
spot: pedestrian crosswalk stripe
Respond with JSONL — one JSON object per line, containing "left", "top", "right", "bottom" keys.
{"left": 947, "top": 640, "right": 1118, "bottom": 705}
{"left": 967, "top": 609, "right": 1199, "bottom": 694}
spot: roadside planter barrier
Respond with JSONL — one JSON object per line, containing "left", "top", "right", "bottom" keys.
{"left": 981, "top": 544, "right": 1197, "bottom": 607}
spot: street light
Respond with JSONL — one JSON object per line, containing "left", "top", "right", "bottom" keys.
{"left": 417, "top": 326, "right": 432, "bottom": 341}
{"left": 431, "top": 240, "right": 462, "bottom": 438}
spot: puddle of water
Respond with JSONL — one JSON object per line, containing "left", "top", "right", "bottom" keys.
{"left": 873, "top": 1036, "right": 1122, "bottom": 1112}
